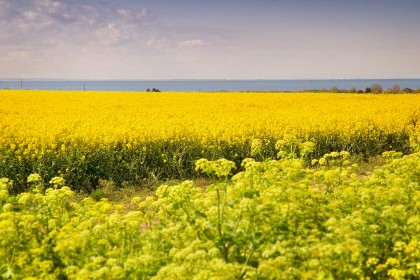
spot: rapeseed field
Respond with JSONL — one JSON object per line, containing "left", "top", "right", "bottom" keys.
{"left": 0, "top": 90, "right": 419, "bottom": 190}
{"left": 1, "top": 90, "right": 420, "bottom": 279}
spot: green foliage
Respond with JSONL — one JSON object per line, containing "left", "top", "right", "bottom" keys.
{"left": 410, "top": 127, "right": 420, "bottom": 153}
{"left": 91, "top": 189, "right": 106, "bottom": 201}
{"left": 1, "top": 150, "right": 419, "bottom": 279}
{"left": 0, "top": 128, "right": 415, "bottom": 193}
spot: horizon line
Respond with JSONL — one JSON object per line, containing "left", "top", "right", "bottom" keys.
{"left": 1, "top": 77, "right": 420, "bottom": 82}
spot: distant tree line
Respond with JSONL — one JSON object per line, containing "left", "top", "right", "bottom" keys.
{"left": 324, "top": 84, "right": 420, "bottom": 94}
{"left": 146, "top": 88, "right": 161, "bottom": 92}
{"left": 320, "top": 84, "right": 420, "bottom": 94}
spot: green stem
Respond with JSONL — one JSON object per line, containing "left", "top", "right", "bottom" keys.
{"left": 216, "top": 188, "right": 222, "bottom": 237}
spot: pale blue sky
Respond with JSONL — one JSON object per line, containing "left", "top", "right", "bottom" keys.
{"left": 0, "top": 0, "right": 419, "bottom": 79}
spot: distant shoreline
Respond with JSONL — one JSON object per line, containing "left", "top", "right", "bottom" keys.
{"left": 1, "top": 79, "right": 420, "bottom": 92}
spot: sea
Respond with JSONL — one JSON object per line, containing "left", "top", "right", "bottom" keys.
{"left": 1, "top": 79, "right": 420, "bottom": 92}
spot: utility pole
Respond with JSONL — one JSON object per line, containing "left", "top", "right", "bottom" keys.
{"left": 20, "top": 79, "right": 23, "bottom": 90}
{"left": 83, "top": 83, "right": 86, "bottom": 91}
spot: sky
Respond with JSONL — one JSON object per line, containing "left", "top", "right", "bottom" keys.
{"left": 0, "top": 0, "right": 419, "bottom": 80}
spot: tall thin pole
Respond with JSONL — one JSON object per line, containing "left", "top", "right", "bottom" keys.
{"left": 83, "top": 83, "right": 86, "bottom": 91}
{"left": 20, "top": 79, "right": 22, "bottom": 90}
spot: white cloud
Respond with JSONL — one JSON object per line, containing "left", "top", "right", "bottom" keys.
{"left": 33, "top": 0, "right": 62, "bottom": 12}
{"left": 0, "top": 0, "right": 160, "bottom": 48}
{"left": 116, "top": 7, "right": 152, "bottom": 22}
{"left": 95, "top": 23, "right": 131, "bottom": 46}
{"left": 178, "top": 39, "right": 207, "bottom": 48}
{"left": 22, "top": 10, "right": 38, "bottom": 21}
{"left": 33, "top": 0, "right": 78, "bottom": 22}
{"left": 0, "top": 0, "right": 11, "bottom": 9}
{"left": 146, "top": 38, "right": 168, "bottom": 49}
{"left": 2, "top": 50, "right": 33, "bottom": 62}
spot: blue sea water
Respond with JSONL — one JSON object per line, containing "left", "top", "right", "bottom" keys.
{"left": 1, "top": 79, "right": 420, "bottom": 92}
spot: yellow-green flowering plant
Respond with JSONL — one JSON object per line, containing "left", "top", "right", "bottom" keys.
{"left": 1, "top": 151, "right": 419, "bottom": 279}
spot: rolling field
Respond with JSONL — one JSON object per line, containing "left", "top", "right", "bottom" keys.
{"left": 0, "top": 90, "right": 419, "bottom": 191}
{"left": 1, "top": 90, "right": 420, "bottom": 279}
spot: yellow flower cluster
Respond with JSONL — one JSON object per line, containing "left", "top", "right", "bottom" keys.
{"left": 0, "top": 90, "right": 418, "bottom": 145}
{"left": 0, "top": 90, "right": 418, "bottom": 189}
